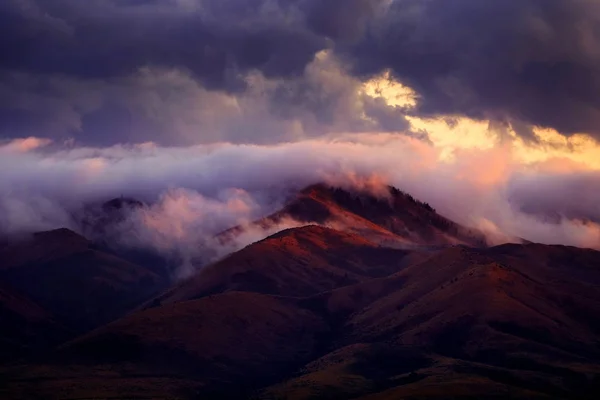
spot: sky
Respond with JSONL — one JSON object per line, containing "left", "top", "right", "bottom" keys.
{"left": 1, "top": 0, "right": 600, "bottom": 260}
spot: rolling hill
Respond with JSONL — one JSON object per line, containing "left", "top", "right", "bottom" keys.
{"left": 154, "top": 225, "right": 414, "bottom": 305}
{"left": 0, "top": 281, "right": 70, "bottom": 363}
{"left": 0, "top": 228, "right": 167, "bottom": 334}
{"left": 1, "top": 183, "right": 600, "bottom": 399}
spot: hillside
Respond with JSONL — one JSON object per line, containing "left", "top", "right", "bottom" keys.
{"left": 4, "top": 240, "right": 600, "bottom": 399}
{"left": 154, "top": 225, "right": 413, "bottom": 305}
{"left": 219, "top": 183, "right": 487, "bottom": 248}
{"left": 0, "top": 228, "right": 167, "bottom": 333}
{"left": 1, "top": 184, "right": 600, "bottom": 399}
{"left": 262, "top": 244, "right": 600, "bottom": 399}
{"left": 0, "top": 281, "right": 70, "bottom": 362}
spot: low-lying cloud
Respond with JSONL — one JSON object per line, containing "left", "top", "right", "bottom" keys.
{"left": 2, "top": 0, "right": 599, "bottom": 281}
{"left": 1, "top": 135, "right": 599, "bottom": 262}
{"left": 96, "top": 188, "right": 305, "bottom": 279}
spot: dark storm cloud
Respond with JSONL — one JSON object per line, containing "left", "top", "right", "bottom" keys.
{"left": 508, "top": 172, "right": 600, "bottom": 224}
{"left": 304, "top": 0, "right": 385, "bottom": 40}
{"left": 0, "top": 0, "right": 414, "bottom": 144}
{"left": 2, "top": 0, "right": 600, "bottom": 144}
{"left": 0, "top": 0, "right": 324, "bottom": 87}
{"left": 341, "top": 0, "right": 600, "bottom": 137}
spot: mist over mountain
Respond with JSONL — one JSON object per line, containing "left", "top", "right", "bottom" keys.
{"left": 1, "top": 137, "right": 599, "bottom": 258}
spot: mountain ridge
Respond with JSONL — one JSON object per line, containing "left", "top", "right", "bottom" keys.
{"left": 1, "top": 183, "right": 599, "bottom": 399}
{"left": 218, "top": 183, "right": 489, "bottom": 250}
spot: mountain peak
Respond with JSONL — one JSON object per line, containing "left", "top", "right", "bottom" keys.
{"left": 217, "top": 182, "right": 486, "bottom": 250}
{"left": 0, "top": 228, "right": 89, "bottom": 272}
{"left": 303, "top": 182, "right": 437, "bottom": 212}
{"left": 273, "top": 183, "right": 487, "bottom": 248}
{"left": 33, "top": 227, "right": 86, "bottom": 242}
{"left": 101, "top": 197, "right": 145, "bottom": 212}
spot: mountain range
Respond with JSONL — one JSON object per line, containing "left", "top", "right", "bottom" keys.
{"left": 1, "top": 183, "right": 599, "bottom": 399}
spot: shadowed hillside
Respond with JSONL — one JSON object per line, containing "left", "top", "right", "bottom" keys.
{"left": 154, "top": 225, "right": 413, "bottom": 305}
{"left": 1, "top": 184, "right": 600, "bottom": 399}
{"left": 0, "top": 228, "right": 166, "bottom": 334}
{"left": 0, "top": 282, "right": 70, "bottom": 362}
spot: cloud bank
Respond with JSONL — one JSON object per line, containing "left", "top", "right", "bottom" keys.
{"left": 1, "top": 136, "right": 599, "bottom": 258}
{"left": 2, "top": 1, "right": 600, "bottom": 279}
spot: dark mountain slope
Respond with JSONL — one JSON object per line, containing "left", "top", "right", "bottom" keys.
{"left": 0, "top": 228, "right": 89, "bottom": 269}
{"left": 153, "top": 225, "right": 412, "bottom": 305}
{"left": 260, "top": 244, "right": 600, "bottom": 399}
{"left": 0, "top": 228, "right": 166, "bottom": 332}
{"left": 0, "top": 281, "right": 70, "bottom": 362}
{"left": 2, "top": 292, "right": 329, "bottom": 400}
{"left": 2, "top": 186, "right": 600, "bottom": 399}
{"left": 6, "top": 239, "right": 600, "bottom": 399}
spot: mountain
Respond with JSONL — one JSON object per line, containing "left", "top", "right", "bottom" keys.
{"left": 48, "top": 291, "right": 329, "bottom": 399}
{"left": 76, "top": 197, "right": 180, "bottom": 279}
{"left": 261, "top": 244, "right": 600, "bottom": 399}
{"left": 219, "top": 183, "right": 488, "bottom": 249}
{"left": 79, "top": 196, "right": 146, "bottom": 238}
{"left": 0, "top": 281, "right": 70, "bottom": 362}
{"left": 0, "top": 228, "right": 166, "bottom": 334}
{"left": 1, "top": 183, "right": 600, "bottom": 399}
{"left": 5, "top": 241, "right": 600, "bottom": 399}
{"left": 154, "top": 225, "right": 415, "bottom": 305}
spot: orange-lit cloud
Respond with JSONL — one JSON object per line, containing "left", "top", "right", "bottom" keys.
{"left": 0, "top": 137, "right": 52, "bottom": 153}
{"left": 361, "top": 70, "right": 600, "bottom": 172}
{"left": 0, "top": 134, "right": 599, "bottom": 253}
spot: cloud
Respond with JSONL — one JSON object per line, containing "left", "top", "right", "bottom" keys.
{"left": 507, "top": 169, "right": 600, "bottom": 224}
{"left": 341, "top": 0, "right": 600, "bottom": 137}
{"left": 0, "top": 0, "right": 323, "bottom": 144}
{"left": 0, "top": 137, "right": 51, "bottom": 152}
{"left": 2, "top": 1, "right": 600, "bottom": 280}
{"left": 0, "top": 0, "right": 323, "bottom": 84}
{"left": 101, "top": 187, "right": 305, "bottom": 279}
{"left": 0, "top": 51, "right": 415, "bottom": 145}
{"left": 0, "top": 135, "right": 599, "bottom": 255}
{"left": 3, "top": 0, "right": 600, "bottom": 144}
{"left": 304, "top": 0, "right": 386, "bottom": 41}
